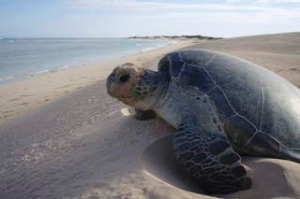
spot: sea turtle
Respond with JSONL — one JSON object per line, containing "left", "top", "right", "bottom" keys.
{"left": 106, "top": 49, "right": 300, "bottom": 194}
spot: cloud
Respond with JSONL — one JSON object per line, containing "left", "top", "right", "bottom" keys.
{"left": 64, "top": 0, "right": 300, "bottom": 37}
{"left": 66, "top": 0, "right": 150, "bottom": 10}
{"left": 226, "top": 0, "right": 300, "bottom": 3}
{"left": 65, "top": 0, "right": 275, "bottom": 11}
{"left": 134, "top": 7, "right": 300, "bottom": 25}
{"left": 65, "top": 0, "right": 300, "bottom": 20}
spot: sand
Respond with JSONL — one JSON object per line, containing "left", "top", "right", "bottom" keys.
{"left": 0, "top": 33, "right": 300, "bottom": 199}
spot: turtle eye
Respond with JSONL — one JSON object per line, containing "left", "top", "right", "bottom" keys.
{"left": 118, "top": 73, "right": 130, "bottom": 83}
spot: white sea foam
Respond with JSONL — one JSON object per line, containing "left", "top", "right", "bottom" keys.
{"left": 0, "top": 76, "right": 15, "bottom": 84}
{"left": 61, "top": 65, "right": 69, "bottom": 69}
{"left": 142, "top": 47, "right": 156, "bottom": 52}
{"left": 33, "top": 69, "right": 49, "bottom": 76}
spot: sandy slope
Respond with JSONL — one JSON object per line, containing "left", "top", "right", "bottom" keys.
{"left": 1, "top": 33, "right": 300, "bottom": 199}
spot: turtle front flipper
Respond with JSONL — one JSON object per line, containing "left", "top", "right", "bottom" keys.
{"left": 134, "top": 108, "right": 156, "bottom": 120}
{"left": 173, "top": 124, "right": 252, "bottom": 194}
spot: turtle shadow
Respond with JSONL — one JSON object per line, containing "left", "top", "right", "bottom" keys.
{"left": 141, "top": 135, "right": 298, "bottom": 199}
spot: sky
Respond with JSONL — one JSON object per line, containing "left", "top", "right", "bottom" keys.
{"left": 0, "top": 0, "right": 299, "bottom": 38}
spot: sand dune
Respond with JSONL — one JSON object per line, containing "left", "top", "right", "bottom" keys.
{"left": 1, "top": 33, "right": 300, "bottom": 199}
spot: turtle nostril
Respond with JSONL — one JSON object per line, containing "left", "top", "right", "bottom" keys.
{"left": 119, "top": 74, "right": 130, "bottom": 83}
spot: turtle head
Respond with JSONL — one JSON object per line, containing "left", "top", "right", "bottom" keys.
{"left": 106, "top": 63, "right": 160, "bottom": 109}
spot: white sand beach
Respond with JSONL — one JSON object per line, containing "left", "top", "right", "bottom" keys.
{"left": 0, "top": 33, "right": 300, "bottom": 199}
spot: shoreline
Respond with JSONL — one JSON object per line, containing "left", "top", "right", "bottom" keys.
{"left": 0, "top": 39, "right": 198, "bottom": 123}
{"left": 0, "top": 38, "right": 176, "bottom": 86}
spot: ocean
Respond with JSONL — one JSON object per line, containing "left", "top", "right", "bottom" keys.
{"left": 0, "top": 38, "right": 173, "bottom": 85}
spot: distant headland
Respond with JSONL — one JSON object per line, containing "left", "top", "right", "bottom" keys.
{"left": 128, "top": 35, "right": 223, "bottom": 40}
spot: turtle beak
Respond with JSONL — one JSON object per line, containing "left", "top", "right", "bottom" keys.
{"left": 106, "top": 66, "right": 133, "bottom": 99}
{"left": 106, "top": 63, "right": 145, "bottom": 106}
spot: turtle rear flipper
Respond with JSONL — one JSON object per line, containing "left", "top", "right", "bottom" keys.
{"left": 281, "top": 148, "right": 300, "bottom": 163}
{"left": 134, "top": 108, "right": 156, "bottom": 120}
{"left": 173, "top": 124, "right": 251, "bottom": 194}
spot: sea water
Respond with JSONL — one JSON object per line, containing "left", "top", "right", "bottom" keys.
{"left": 0, "top": 38, "right": 173, "bottom": 85}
